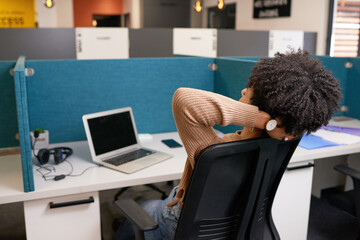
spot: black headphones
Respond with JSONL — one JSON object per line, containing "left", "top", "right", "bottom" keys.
{"left": 36, "top": 147, "right": 73, "bottom": 165}
{"left": 32, "top": 130, "right": 73, "bottom": 165}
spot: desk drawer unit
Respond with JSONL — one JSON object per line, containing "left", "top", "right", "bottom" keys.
{"left": 272, "top": 160, "right": 314, "bottom": 240}
{"left": 24, "top": 192, "right": 101, "bottom": 240}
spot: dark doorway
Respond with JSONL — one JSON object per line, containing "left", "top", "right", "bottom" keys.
{"left": 207, "top": 3, "right": 236, "bottom": 29}
{"left": 124, "top": 14, "right": 130, "bottom": 27}
{"left": 93, "top": 15, "right": 121, "bottom": 27}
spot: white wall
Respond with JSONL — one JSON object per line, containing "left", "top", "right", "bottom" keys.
{"left": 35, "top": 0, "right": 73, "bottom": 28}
{"left": 200, "top": 0, "right": 329, "bottom": 55}
{"left": 35, "top": 0, "right": 329, "bottom": 55}
{"left": 56, "top": 0, "right": 74, "bottom": 28}
{"left": 35, "top": 0, "right": 56, "bottom": 27}
{"left": 190, "top": 0, "right": 203, "bottom": 28}
{"left": 36, "top": 0, "right": 139, "bottom": 28}
{"left": 123, "top": 0, "right": 142, "bottom": 28}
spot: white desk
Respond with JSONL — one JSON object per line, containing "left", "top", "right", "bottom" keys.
{"left": 1, "top": 119, "right": 360, "bottom": 240}
{"left": 0, "top": 132, "right": 186, "bottom": 205}
{"left": 0, "top": 132, "right": 186, "bottom": 240}
{"left": 274, "top": 118, "right": 360, "bottom": 240}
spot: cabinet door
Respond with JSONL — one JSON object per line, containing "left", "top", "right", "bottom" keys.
{"left": 24, "top": 192, "right": 101, "bottom": 240}
{"left": 272, "top": 161, "right": 314, "bottom": 240}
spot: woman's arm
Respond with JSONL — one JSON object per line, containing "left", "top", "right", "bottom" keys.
{"left": 172, "top": 88, "right": 260, "bottom": 167}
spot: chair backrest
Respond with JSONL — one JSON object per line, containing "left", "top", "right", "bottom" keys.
{"left": 175, "top": 136, "right": 301, "bottom": 240}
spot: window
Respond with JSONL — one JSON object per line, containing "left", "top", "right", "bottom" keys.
{"left": 329, "top": 0, "right": 360, "bottom": 57}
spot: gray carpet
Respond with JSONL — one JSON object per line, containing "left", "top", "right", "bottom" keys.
{"left": 0, "top": 201, "right": 26, "bottom": 240}
{"left": 0, "top": 182, "right": 358, "bottom": 240}
{"left": 308, "top": 196, "right": 359, "bottom": 240}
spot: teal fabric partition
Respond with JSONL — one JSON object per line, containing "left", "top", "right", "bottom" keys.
{"left": 0, "top": 61, "right": 19, "bottom": 148}
{"left": 213, "top": 58, "right": 257, "bottom": 133}
{"left": 26, "top": 57, "right": 215, "bottom": 144}
{"left": 346, "top": 58, "right": 360, "bottom": 119}
{"left": 221, "top": 56, "right": 261, "bottom": 61}
{"left": 7, "top": 55, "right": 360, "bottom": 193}
{"left": 12, "top": 57, "right": 214, "bottom": 192}
{"left": 315, "top": 56, "right": 348, "bottom": 109}
{"left": 316, "top": 56, "right": 360, "bottom": 118}
{"left": 214, "top": 56, "right": 360, "bottom": 132}
{"left": 13, "top": 56, "right": 34, "bottom": 192}
{"left": 214, "top": 58, "right": 256, "bottom": 97}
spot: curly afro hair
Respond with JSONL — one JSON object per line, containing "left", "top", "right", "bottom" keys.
{"left": 247, "top": 49, "right": 343, "bottom": 136}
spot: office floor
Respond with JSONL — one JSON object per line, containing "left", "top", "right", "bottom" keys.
{"left": 308, "top": 195, "right": 358, "bottom": 240}
{"left": 0, "top": 182, "right": 358, "bottom": 240}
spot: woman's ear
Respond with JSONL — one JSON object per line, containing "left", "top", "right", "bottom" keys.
{"left": 239, "top": 88, "right": 253, "bottom": 104}
{"left": 241, "top": 88, "right": 247, "bottom": 97}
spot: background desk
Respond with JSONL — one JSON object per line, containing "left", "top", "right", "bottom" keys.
{"left": 1, "top": 122, "right": 360, "bottom": 240}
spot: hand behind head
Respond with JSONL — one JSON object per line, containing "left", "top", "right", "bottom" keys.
{"left": 266, "top": 118, "right": 296, "bottom": 141}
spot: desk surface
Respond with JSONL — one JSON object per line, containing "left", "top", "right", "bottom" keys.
{"left": 1, "top": 118, "right": 360, "bottom": 205}
{"left": 0, "top": 132, "right": 186, "bottom": 204}
{"left": 292, "top": 118, "right": 360, "bottom": 162}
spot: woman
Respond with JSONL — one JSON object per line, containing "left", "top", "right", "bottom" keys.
{"left": 115, "top": 50, "right": 342, "bottom": 240}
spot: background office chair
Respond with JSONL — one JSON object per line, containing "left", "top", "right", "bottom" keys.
{"left": 326, "top": 164, "right": 360, "bottom": 237}
{"left": 114, "top": 136, "right": 301, "bottom": 240}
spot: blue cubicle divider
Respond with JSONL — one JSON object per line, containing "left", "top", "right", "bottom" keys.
{"left": 221, "top": 56, "right": 260, "bottom": 62}
{"left": 6, "top": 55, "right": 360, "bottom": 193}
{"left": 25, "top": 57, "right": 215, "bottom": 144}
{"left": 0, "top": 61, "right": 19, "bottom": 148}
{"left": 345, "top": 58, "right": 360, "bottom": 119}
{"left": 213, "top": 58, "right": 257, "bottom": 134}
{"left": 13, "top": 57, "right": 214, "bottom": 192}
{"left": 13, "top": 56, "right": 34, "bottom": 192}
{"left": 315, "top": 56, "right": 360, "bottom": 119}
{"left": 315, "top": 56, "right": 349, "bottom": 108}
{"left": 214, "top": 56, "right": 360, "bottom": 132}
{"left": 214, "top": 58, "right": 256, "bottom": 98}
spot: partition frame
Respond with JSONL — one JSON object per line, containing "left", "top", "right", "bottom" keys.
{"left": 13, "top": 56, "right": 34, "bottom": 192}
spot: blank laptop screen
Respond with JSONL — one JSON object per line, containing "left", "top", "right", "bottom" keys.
{"left": 87, "top": 111, "right": 137, "bottom": 156}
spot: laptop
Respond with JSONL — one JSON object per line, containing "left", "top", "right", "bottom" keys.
{"left": 82, "top": 107, "right": 173, "bottom": 174}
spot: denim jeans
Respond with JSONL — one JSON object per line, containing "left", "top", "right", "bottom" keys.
{"left": 114, "top": 186, "right": 181, "bottom": 240}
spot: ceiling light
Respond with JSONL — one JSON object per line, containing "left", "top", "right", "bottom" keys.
{"left": 194, "top": 1, "right": 202, "bottom": 13}
{"left": 218, "top": 0, "right": 224, "bottom": 10}
{"left": 44, "top": 0, "right": 55, "bottom": 8}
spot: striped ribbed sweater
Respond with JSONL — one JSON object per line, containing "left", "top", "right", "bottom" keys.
{"left": 168, "top": 87, "right": 261, "bottom": 208}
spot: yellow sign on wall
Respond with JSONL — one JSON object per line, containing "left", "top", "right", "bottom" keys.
{"left": 0, "top": 0, "right": 36, "bottom": 28}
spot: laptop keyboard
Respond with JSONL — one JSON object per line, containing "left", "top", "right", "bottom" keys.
{"left": 104, "top": 149, "right": 154, "bottom": 166}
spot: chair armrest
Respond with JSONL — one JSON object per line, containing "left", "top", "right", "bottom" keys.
{"left": 334, "top": 164, "right": 360, "bottom": 181}
{"left": 114, "top": 198, "right": 158, "bottom": 232}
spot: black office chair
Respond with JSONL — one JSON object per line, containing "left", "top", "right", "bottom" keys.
{"left": 114, "top": 136, "right": 301, "bottom": 240}
{"left": 326, "top": 164, "right": 360, "bottom": 236}
{"left": 113, "top": 183, "right": 169, "bottom": 202}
